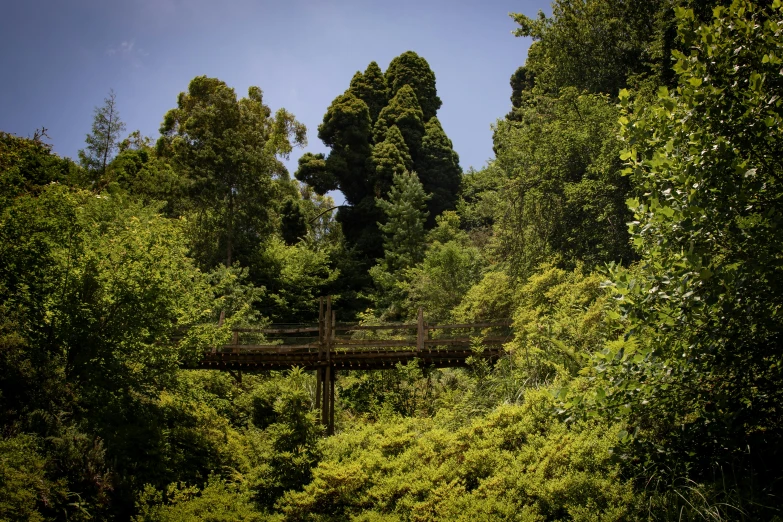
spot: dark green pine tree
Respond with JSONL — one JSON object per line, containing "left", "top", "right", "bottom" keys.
{"left": 295, "top": 91, "right": 385, "bottom": 260}
{"left": 294, "top": 152, "right": 335, "bottom": 196}
{"left": 376, "top": 170, "right": 430, "bottom": 272}
{"left": 295, "top": 51, "right": 460, "bottom": 266}
{"left": 280, "top": 198, "right": 307, "bottom": 245}
{"left": 348, "top": 62, "right": 388, "bottom": 124}
{"left": 315, "top": 91, "right": 373, "bottom": 205}
{"left": 416, "top": 117, "right": 462, "bottom": 225}
{"left": 370, "top": 125, "right": 412, "bottom": 197}
{"left": 373, "top": 85, "right": 425, "bottom": 161}
{"left": 506, "top": 65, "right": 536, "bottom": 121}
{"left": 385, "top": 51, "right": 442, "bottom": 121}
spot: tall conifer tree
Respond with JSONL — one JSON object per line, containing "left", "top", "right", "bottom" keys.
{"left": 376, "top": 170, "right": 430, "bottom": 272}
{"left": 371, "top": 125, "right": 412, "bottom": 197}
{"left": 417, "top": 117, "right": 462, "bottom": 224}
{"left": 348, "top": 62, "right": 388, "bottom": 124}
{"left": 373, "top": 85, "right": 425, "bottom": 160}
{"left": 316, "top": 92, "right": 373, "bottom": 205}
{"left": 295, "top": 51, "right": 461, "bottom": 269}
{"left": 79, "top": 89, "right": 126, "bottom": 178}
{"left": 385, "top": 51, "right": 442, "bottom": 121}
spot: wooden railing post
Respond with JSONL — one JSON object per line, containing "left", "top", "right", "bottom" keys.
{"left": 322, "top": 296, "right": 332, "bottom": 429}
{"left": 325, "top": 296, "right": 332, "bottom": 356}
{"left": 330, "top": 310, "right": 335, "bottom": 362}
{"left": 417, "top": 307, "right": 425, "bottom": 352}
{"left": 329, "top": 309, "right": 336, "bottom": 435}
{"left": 316, "top": 297, "right": 324, "bottom": 411}
{"left": 230, "top": 330, "right": 240, "bottom": 355}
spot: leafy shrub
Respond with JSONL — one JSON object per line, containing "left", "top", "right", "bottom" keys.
{"left": 278, "top": 390, "right": 635, "bottom": 521}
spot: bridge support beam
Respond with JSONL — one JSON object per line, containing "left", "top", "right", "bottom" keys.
{"left": 315, "top": 296, "right": 336, "bottom": 435}
{"left": 330, "top": 368, "right": 336, "bottom": 435}
{"left": 315, "top": 365, "right": 321, "bottom": 412}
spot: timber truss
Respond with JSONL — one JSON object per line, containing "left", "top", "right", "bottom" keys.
{"left": 198, "top": 297, "right": 513, "bottom": 434}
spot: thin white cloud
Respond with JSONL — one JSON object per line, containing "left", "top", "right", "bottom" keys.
{"left": 105, "top": 39, "right": 148, "bottom": 67}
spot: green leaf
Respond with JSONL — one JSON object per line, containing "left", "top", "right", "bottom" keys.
{"left": 750, "top": 73, "right": 763, "bottom": 91}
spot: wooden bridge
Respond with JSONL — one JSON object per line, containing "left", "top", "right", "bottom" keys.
{"left": 198, "top": 297, "right": 513, "bottom": 433}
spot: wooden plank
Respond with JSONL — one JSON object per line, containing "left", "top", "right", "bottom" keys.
{"left": 232, "top": 326, "right": 320, "bottom": 334}
{"left": 333, "top": 339, "right": 413, "bottom": 347}
{"left": 222, "top": 344, "right": 318, "bottom": 352}
{"left": 211, "top": 349, "right": 504, "bottom": 363}
{"left": 423, "top": 337, "right": 509, "bottom": 345}
{"left": 334, "top": 351, "right": 434, "bottom": 359}
{"left": 426, "top": 321, "right": 512, "bottom": 330}
{"left": 333, "top": 323, "right": 417, "bottom": 332}
{"left": 231, "top": 322, "right": 510, "bottom": 335}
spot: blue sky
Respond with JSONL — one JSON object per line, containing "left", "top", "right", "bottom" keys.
{"left": 0, "top": 0, "right": 549, "bottom": 202}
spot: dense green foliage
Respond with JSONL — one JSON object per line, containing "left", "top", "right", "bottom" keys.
{"left": 575, "top": 0, "right": 783, "bottom": 509}
{"left": 278, "top": 394, "right": 634, "bottom": 521}
{"left": 2, "top": 1, "right": 783, "bottom": 520}
{"left": 295, "top": 52, "right": 461, "bottom": 270}
{"left": 493, "top": 89, "right": 635, "bottom": 277}
{"left": 157, "top": 76, "right": 307, "bottom": 270}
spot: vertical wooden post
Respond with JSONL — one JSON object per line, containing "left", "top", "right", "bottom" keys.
{"left": 330, "top": 368, "right": 336, "bottom": 435}
{"left": 329, "top": 310, "right": 337, "bottom": 435}
{"left": 318, "top": 297, "right": 324, "bottom": 349}
{"left": 325, "top": 296, "right": 332, "bottom": 355}
{"left": 330, "top": 310, "right": 336, "bottom": 362}
{"left": 231, "top": 330, "right": 242, "bottom": 356}
{"left": 316, "top": 297, "right": 324, "bottom": 411}
{"left": 322, "top": 365, "right": 330, "bottom": 428}
{"left": 323, "top": 297, "right": 334, "bottom": 431}
{"left": 417, "top": 307, "right": 425, "bottom": 352}
{"left": 322, "top": 297, "right": 332, "bottom": 428}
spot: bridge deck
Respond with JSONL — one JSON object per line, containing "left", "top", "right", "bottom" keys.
{"left": 199, "top": 344, "right": 506, "bottom": 371}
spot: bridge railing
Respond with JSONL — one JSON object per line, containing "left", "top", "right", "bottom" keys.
{"left": 215, "top": 307, "right": 512, "bottom": 355}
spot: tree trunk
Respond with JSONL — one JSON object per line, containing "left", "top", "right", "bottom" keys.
{"left": 102, "top": 94, "right": 115, "bottom": 175}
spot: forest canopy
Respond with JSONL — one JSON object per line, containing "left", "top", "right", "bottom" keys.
{"left": 1, "top": 1, "right": 782, "bottom": 520}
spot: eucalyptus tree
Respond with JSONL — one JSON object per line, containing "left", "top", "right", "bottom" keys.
{"left": 157, "top": 76, "right": 306, "bottom": 269}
